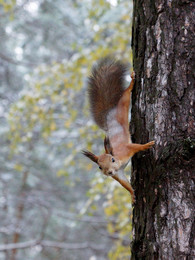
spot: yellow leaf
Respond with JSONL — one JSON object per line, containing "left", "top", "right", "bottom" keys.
{"left": 50, "top": 122, "right": 57, "bottom": 131}
{"left": 64, "top": 119, "right": 71, "bottom": 128}
{"left": 86, "top": 163, "right": 93, "bottom": 170}
{"left": 33, "top": 106, "right": 40, "bottom": 112}
{"left": 14, "top": 164, "right": 23, "bottom": 172}
{"left": 67, "top": 142, "right": 73, "bottom": 148}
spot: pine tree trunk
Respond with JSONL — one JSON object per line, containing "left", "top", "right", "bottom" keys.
{"left": 131, "top": 0, "right": 195, "bottom": 259}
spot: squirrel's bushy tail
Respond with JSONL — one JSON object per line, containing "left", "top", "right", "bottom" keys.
{"left": 88, "top": 57, "right": 129, "bottom": 130}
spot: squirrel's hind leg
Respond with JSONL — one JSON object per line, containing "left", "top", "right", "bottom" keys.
{"left": 116, "top": 71, "right": 135, "bottom": 129}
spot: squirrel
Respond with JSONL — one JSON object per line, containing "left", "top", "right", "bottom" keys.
{"left": 82, "top": 57, "right": 155, "bottom": 203}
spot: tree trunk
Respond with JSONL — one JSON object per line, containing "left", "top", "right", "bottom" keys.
{"left": 10, "top": 171, "right": 28, "bottom": 260}
{"left": 131, "top": 0, "right": 195, "bottom": 259}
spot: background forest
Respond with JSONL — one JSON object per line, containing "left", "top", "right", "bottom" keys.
{"left": 0, "top": 0, "right": 134, "bottom": 259}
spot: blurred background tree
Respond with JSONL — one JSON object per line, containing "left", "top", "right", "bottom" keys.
{"left": 0, "top": 0, "right": 133, "bottom": 259}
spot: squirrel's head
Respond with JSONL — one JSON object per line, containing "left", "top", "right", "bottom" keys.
{"left": 82, "top": 137, "right": 121, "bottom": 176}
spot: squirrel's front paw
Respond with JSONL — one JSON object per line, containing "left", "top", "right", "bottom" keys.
{"left": 131, "top": 71, "right": 135, "bottom": 80}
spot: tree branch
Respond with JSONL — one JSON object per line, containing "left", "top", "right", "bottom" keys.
{"left": 57, "top": 212, "right": 117, "bottom": 224}
{"left": 0, "top": 0, "right": 30, "bottom": 18}
{"left": 0, "top": 52, "right": 36, "bottom": 67}
{"left": 0, "top": 240, "right": 105, "bottom": 251}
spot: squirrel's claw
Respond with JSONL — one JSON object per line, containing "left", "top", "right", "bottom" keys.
{"left": 147, "top": 141, "right": 155, "bottom": 148}
{"left": 131, "top": 71, "right": 135, "bottom": 80}
{"left": 132, "top": 195, "right": 136, "bottom": 204}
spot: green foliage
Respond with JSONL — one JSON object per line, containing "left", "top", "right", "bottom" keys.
{"left": 88, "top": 165, "right": 133, "bottom": 259}
{"left": 4, "top": 0, "right": 133, "bottom": 258}
{"left": 0, "top": 0, "right": 16, "bottom": 12}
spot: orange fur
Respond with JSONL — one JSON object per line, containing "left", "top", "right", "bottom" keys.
{"left": 83, "top": 59, "right": 155, "bottom": 203}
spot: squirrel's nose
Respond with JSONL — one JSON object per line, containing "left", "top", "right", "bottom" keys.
{"left": 108, "top": 171, "right": 113, "bottom": 175}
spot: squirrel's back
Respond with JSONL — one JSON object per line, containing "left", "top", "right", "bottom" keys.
{"left": 88, "top": 57, "right": 129, "bottom": 130}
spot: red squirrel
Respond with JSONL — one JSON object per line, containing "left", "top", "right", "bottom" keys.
{"left": 83, "top": 57, "right": 155, "bottom": 202}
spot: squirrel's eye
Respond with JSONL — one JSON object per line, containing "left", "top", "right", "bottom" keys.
{"left": 99, "top": 166, "right": 102, "bottom": 170}
{"left": 112, "top": 158, "right": 115, "bottom": 163}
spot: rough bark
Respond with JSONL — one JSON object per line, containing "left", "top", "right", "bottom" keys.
{"left": 131, "top": 0, "right": 195, "bottom": 259}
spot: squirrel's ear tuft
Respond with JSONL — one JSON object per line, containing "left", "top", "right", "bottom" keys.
{"left": 104, "top": 136, "right": 113, "bottom": 155}
{"left": 82, "top": 150, "right": 98, "bottom": 164}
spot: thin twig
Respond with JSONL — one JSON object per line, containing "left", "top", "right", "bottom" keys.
{"left": 0, "top": 240, "right": 105, "bottom": 251}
